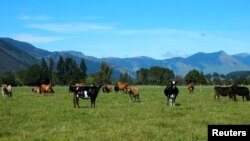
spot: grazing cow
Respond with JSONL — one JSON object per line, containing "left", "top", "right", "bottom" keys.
{"left": 73, "top": 85, "right": 101, "bottom": 108}
{"left": 127, "top": 86, "right": 140, "bottom": 102}
{"left": 114, "top": 82, "right": 128, "bottom": 93}
{"left": 214, "top": 86, "right": 236, "bottom": 101}
{"left": 102, "top": 84, "right": 112, "bottom": 93}
{"left": 234, "top": 86, "right": 250, "bottom": 101}
{"left": 40, "top": 83, "right": 54, "bottom": 95}
{"left": 1, "top": 84, "right": 12, "bottom": 98}
{"left": 187, "top": 82, "right": 195, "bottom": 94}
{"left": 32, "top": 86, "right": 40, "bottom": 93}
{"left": 164, "top": 81, "right": 179, "bottom": 106}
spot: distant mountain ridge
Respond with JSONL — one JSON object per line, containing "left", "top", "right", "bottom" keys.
{"left": 0, "top": 38, "right": 38, "bottom": 74}
{"left": 1, "top": 37, "right": 250, "bottom": 78}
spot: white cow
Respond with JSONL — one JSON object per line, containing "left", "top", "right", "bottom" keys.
{"left": 1, "top": 84, "right": 12, "bottom": 98}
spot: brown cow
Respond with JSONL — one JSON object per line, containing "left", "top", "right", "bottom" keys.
{"left": 32, "top": 86, "right": 40, "bottom": 93}
{"left": 187, "top": 82, "right": 194, "bottom": 94}
{"left": 114, "top": 82, "right": 128, "bottom": 93}
{"left": 127, "top": 86, "right": 140, "bottom": 102}
{"left": 102, "top": 84, "right": 112, "bottom": 93}
{"left": 40, "top": 83, "right": 54, "bottom": 95}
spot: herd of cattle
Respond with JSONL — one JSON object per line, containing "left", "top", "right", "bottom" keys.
{"left": 1, "top": 81, "right": 250, "bottom": 107}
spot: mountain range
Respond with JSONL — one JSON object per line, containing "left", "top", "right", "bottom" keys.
{"left": 1, "top": 37, "right": 250, "bottom": 78}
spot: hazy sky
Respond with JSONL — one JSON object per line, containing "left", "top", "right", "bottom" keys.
{"left": 1, "top": 0, "right": 250, "bottom": 59}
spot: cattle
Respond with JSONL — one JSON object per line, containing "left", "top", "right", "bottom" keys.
{"left": 40, "top": 83, "right": 54, "bottom": 95}
{"left": 234, "top": 86, "right": 250, "bottom": 101}
{"left": 1, "top": 84, "right": 12, "bottom": 98}
{"left": 73, "top": 85, "right": 101, "bottom": 108}
{"left": 127, "top": 86, "right": 140, "bottom": 102}
{"left": 32, "top": 86, "right": 40, "bottom": 93}
{"left": 214, "top": 86, "right": 236, "bottom": 101}
{"left": 164, "top": 81, "right": 179, "bottom": 106}
{"left": 114, "top": 82, "right": 128, "bottom": 93}
{"left": 102, "top": 84, "right": 112, "bottom": 93}
{"left": 187, "top": 82, "right": 194, "bottom": 94}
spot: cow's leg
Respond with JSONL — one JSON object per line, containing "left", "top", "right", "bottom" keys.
{"left": 73, "top": 95, "right": 79, "bottom": 108}
{"left": 76, "top": 97, "right": 79, "bottom": 108}
{"left": 73, "top": 95, "right": 76, "bottom": 108}
{"left": 1, "top": 89, "right": 4, "bottom": 97}
{"left": 130, "top": 95, "right": 133, "bottom": 102}
{"left": 214, "top": 94, "right": 219, "bottom": 101}
{"left": 90, "top": 98, "right": 95, "bottom": 108}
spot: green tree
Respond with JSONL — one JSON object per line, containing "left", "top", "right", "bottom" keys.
{"left": 184, "top": 69, "right": 207, "bottom": 85}
{"left": 0, "top": 71, "right": 16, "bottom": 86}
{"left": 79, "top": 59, "right": 87, "bottom": 82}
{"left": 136, "top": 68, "right": 149, "bottom": 85}
{"left": 136, "top": 66, "right": 174, "bottom": 85}
{"left": 17, "top": 64, "right": 42, "bottom": 86}
{"left": 40, "top": 58, "right": 50, "bottom": 83}
{"left": 148, "top": 66, "right": 174, "bottom": 85}
{"left": 119, "top": 72, "right": 132, "bottom": 84}
{"left": 49, "top": 57, "right": 54, "bottom": 83}
{"left": 94, "top": 62, "right": 112, "bottom": 84}
{"left": 56, "top": 55, "right": 66, "bottom": 85}
{"left": 64, "top": 57, "right": 81, "bottom": 85}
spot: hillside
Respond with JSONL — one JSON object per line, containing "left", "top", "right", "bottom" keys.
{"left": 1, "top": 37, "right": 250, "bottom": 78}
{"left": 0, "top": 38, "right": 38, "bottom": 74}
{"left": 1, "top": 38, "right": 51, "bottom": 59}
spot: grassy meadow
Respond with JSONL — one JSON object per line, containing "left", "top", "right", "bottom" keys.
{"left": 1, "top": 85, "right": 250, "bottom": 141}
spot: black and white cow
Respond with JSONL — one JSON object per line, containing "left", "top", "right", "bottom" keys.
{"left": 72, "top": 85, "right": 101, "bottom": 108}
{"left": 164, "top": 81, "right": 179, "bottom": 106}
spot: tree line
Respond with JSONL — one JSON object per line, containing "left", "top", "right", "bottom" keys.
{"left": 0, "top": 55, "right": 115, "bottom": 86}
{"left": 1, "top": 56, "right": 250, "bottom": 86}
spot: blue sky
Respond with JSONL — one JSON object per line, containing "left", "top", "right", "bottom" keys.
{"left": 1, "top": 0, "right": 250, "bottom": 59}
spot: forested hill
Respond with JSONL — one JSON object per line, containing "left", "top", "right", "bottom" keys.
{"left": 0, "top": 38, "right": 38, "bottom": 74}
{"left": 1, "top": 37, "right": 250, "bottom": 78}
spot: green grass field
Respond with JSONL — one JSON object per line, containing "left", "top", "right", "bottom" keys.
{"left": 1, "top": 85, "right": 250, "bottom": 141}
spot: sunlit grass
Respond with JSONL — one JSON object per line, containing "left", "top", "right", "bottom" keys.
{"left": 0, "top": 85, "right": 250, "bottom": 141}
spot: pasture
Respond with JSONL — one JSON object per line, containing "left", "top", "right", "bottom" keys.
{"left": 1, "top": 85, "right": 250, "bottom": 141}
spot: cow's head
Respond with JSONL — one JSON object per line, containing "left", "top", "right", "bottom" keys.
{"left": 169, "top": 80, "right": 177, "bottom": 88}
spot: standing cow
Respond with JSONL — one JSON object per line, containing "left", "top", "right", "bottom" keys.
{"left": 1, "top": 84, "right": 12, "bottom": 98}
{"left": 73, "top": 85, "right": 101, "bottom": 108}
{"left": 127, "top": 86, "right": 140, "bottom": 102}
{"left": 214, "top": 86, "right": 236, "bottom": 101}
{"left": 187, "top": 82, "right": 195, "bottom": 94}
{"left": 32, "top": 86, "right": 40, "bottom": 93}
{"left": 164, "top": 81, "right": 179, "bottom": 106}
{"left": 102, "top": 84, "right": 112, "bottom": 93}
{"left": 114, "top": 82, "right": 128, "bottom": 93}
{"left": 40, "top": 83, "right": 54, "bottom": 95}
{"left": 233, "top": 86, "right": 250, "bottom": 101}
